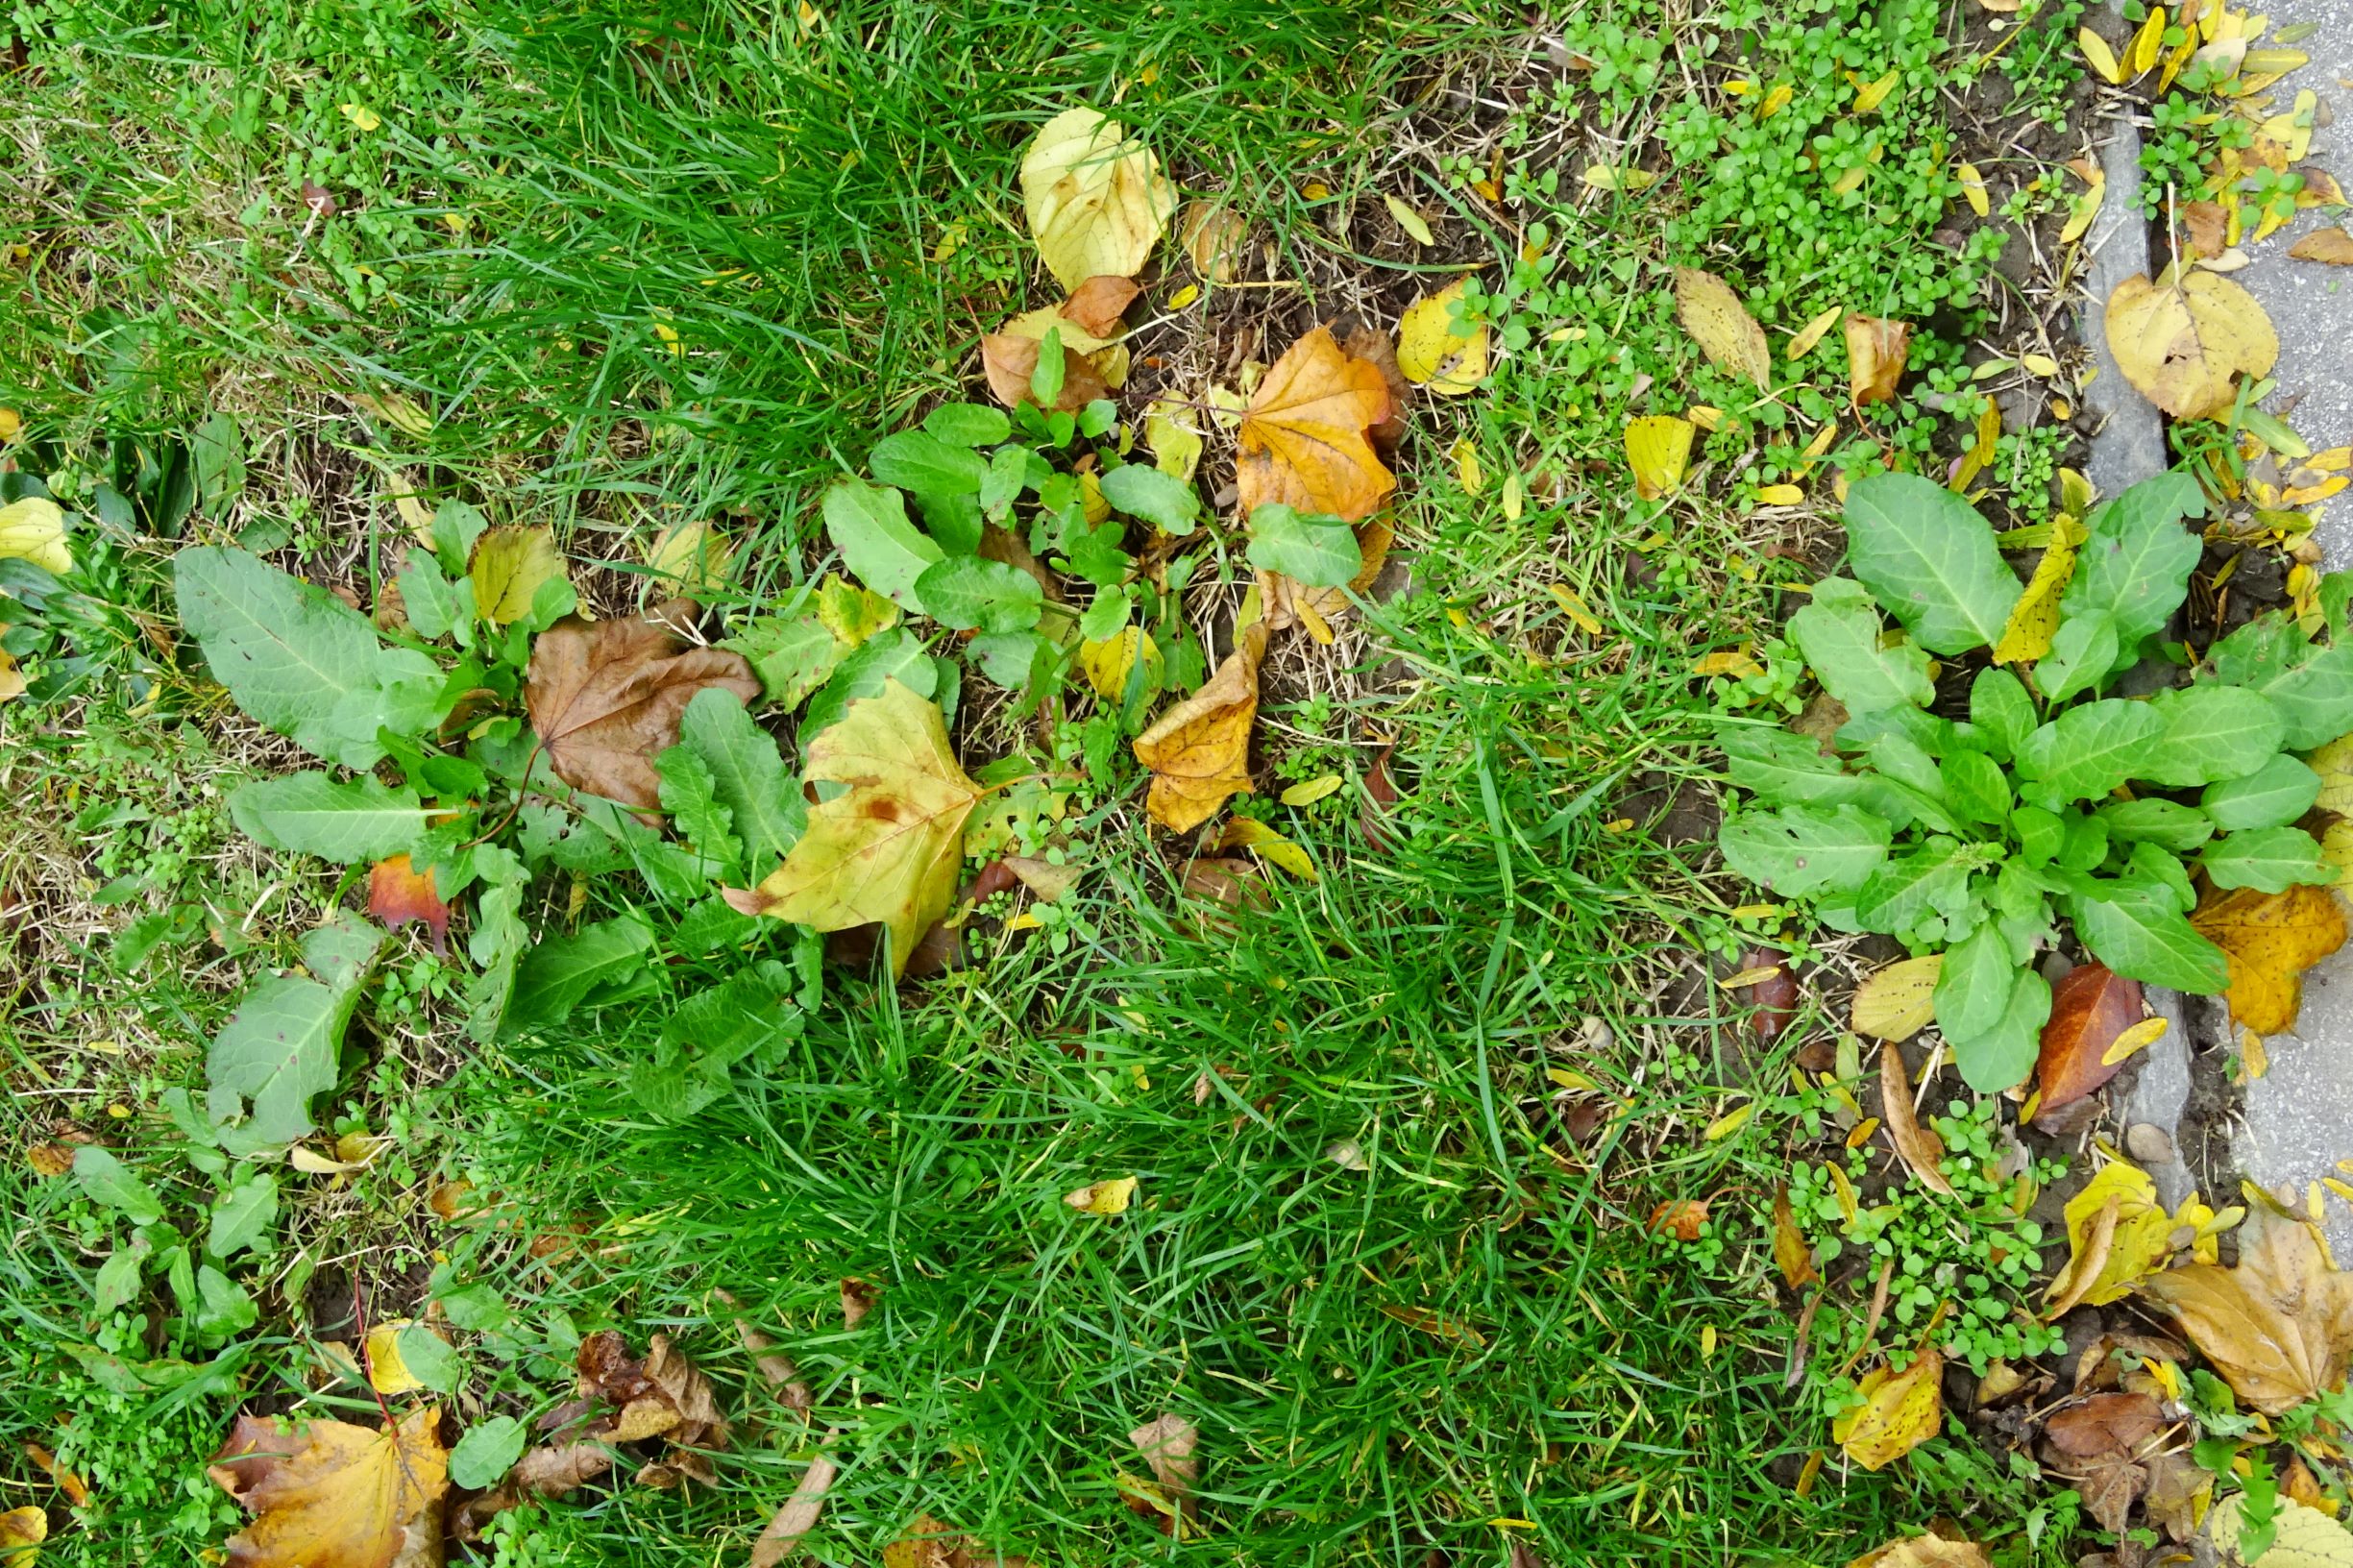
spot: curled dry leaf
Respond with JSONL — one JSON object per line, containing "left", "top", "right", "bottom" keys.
{"left": 718, "top": 1289, "right": 813, "bottom": 1420}
{"left": 2034, "top": 964, "right": 2145, "bottom": 1115}
{"left": 2045, "top": 1189, "right": 2122, "bottom": 1322}
{"left": 980, "top": 332, "right": 1109, "bottom": 413}
{"left": 2190, "top": 882, "right": 2348, "bottom": 1035}
{"left": 1845, "top": 315, "right": 1912, "bottom": 407}
{"left": 368, "top": 854, "right": 451, "bottom": 956}
{"left": 841, "top": 1278, "right": 879, "bottom": 1330}
{"left": 1833, "top": 1349, "right": 1944, "bottom": 1470}
{"left": 1340, "top": 325, "right": 1410, "bottom": 456}
{"left": 525, "top": 602, "right": 760, "bottom": 812}
{"left": 2104, "top": 270, "right": 2279, "bottom": 420}
{"left": 738, "top": 680, "right": 984, "bottom": 976}
{"left": 1851, "top": 955, "right": 1942, "bottom": 1041}
{"left": 1133, "top": 625, "right": 1267, "bottom": 833}
{"left": 2044, "top": 1391, "right": 2163, "bottom": 1458}
{"left": 1878, "top": 1043, "right": 1955, "bottom": 1197}
{"left": 1019, "top": 107, "right": 1173, "bottom": 290}
{"left": 2048, "top": 1157, "right": 2227, "bottom": 1312}
{"left": 1773, "top": 1184, "right": 1818, "bottom": 1288}
{"left": 2138, "top": 1185, "right": 2353, "bottom": 1413}
{"left": 1673, "top": 267, "right": 1773, "bottom": 389}
{"left": 748, "top": 1449, "right": 840, "bottom": 1568}
{"left": 208, "top": 1407, "right": 449, "bottom": 1568}
{"left": 1847, "top": 1528, "right": 1995, "bottom": 1568}
{"left": 1124, "top": 1413, "right": 1200, "bottom": 1533}
{"left": 1177, "top": 201, "right": 1248, "bottom": 282}
{"left": 1235, "top": 327, "right": 1397, "bottom": 523}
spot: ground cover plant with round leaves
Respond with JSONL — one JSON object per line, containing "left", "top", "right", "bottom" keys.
{"left": 1718, "top": 467, "right": 2353, "bottom": 1091}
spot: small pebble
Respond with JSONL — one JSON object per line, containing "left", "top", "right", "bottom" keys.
{"left": 2125, "top": 1122, "right": 2177, "bottom": 1165}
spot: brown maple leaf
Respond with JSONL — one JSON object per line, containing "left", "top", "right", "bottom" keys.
{"left": 208, "top": 1407, "right": 449, "bottom": 1568}
{"left": 524, "top": 602, "right": 759, "bottom": 811}
{"left": 368, "top": 855, "right": 451, "bottom": 955}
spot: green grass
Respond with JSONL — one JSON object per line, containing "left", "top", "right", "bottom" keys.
{"left": 0, "top": 0, "right": 2098, "bottom": 1562}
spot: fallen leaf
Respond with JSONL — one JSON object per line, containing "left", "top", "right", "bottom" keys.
{"left": 1382, "top": 192, "right": 1434, "bottom": 245}
{"left": 1955, "top": 162, "right": 1991, "bottom": 218}
{"left": 1378, "top": 1303, "right": 1486, "bottom": 1348}
{"left": 2059, "top": 163, "right": 2107, "bottom": 245}
{"left": 208, "top": 1407, "right": 449, "bottom": 1568}
{"left": 368, "top": 855, "right": 451, "bottom": 956}
{"left": 0, "top": 496, "right": 73, "bottom": 576}
{"left": 1020, "top": 107, "right": 1173, "bottom": 290}
{"left": 1626, "top": 416, "right": 1695, "bottom": 501}
{"left": 740, "top": 679, "right": 983, "bottom": 976}
{"left": 980, "top": 331, "right": 1109, "bottom": 413}
{"left": 1133, "top": 625, "right": 1267, "bottom": 832}
{"left": 1992, "top": 528, "right": 2080, "bottom": 665}
{"left": 1177, "top": 202, "right": 1247, "bottom": 282}
{"left": 1234, "top": 328, "right": 1397, "bottom": 522}
{"left": 1674, "top": 267, "right": 1773, "bottom": 389}
{"left": 1128, "top": 1413, "right": 1199, "bottom": 1499}
{"left": 1216, "top": 817, "right": 1318, "bottom": 881}
{"left": 2291, "top": 229, "right": 2353, "bottom": 264}
{"left": 2080, "top": 26, "right": 2123, "bottom": 83}
{"left": 1255, "top": 516, "right": 1392, "bottom": 644}
{"left": 1788, "top": 305, "right": 1845, "bottom": 360}
{"left": 1845, "top": 315, "right": 1912, "bottom": 406}
{"left": 1065, "top": 1175, "right": 1137, "bottom": 1215}
{"left": 2207, "top": 1495, "right": 2353, "bottom": 1568}
{"left": 2191, "top": 882, "right": 2349, "bottom": 1035}
{"left": 2141, "top": 1186, "right": 2353, "bottom": 1413}
{"left": 748, "top": 1450, "right": 839, "bottom": 1567}
{"left": 0, "top": 1507, "right": 43, "bottom": 1568}
{"left": 363, "top": 1319, "right": 451, "bottom": 1396}
{"left": 839, "top": 1278, "right": 878, "bottom": 1331}
{"left": 2035, "top": 965, "right": 2145, "bottom": 1114}
{"left": 526, "top": 603, "right": 760, "bottom": 811}
{"left": 2047, "top": 1158, "right": 2211, "bottom": 1311}
{"left": 2045, "top": 1391, "right": 2163, "bottom": 1458}
{"left": 1834, "top": 1350, "right": 1944, "bottom": 1470}
{"left": 26, "top": 1141, "right": 74, "bottom": 1178}
{"left": 1396, "top": 280, "right": 1488, "bottom": 396}
{"left": 1879, "top": 1043, "right": 1955, "bottom": 1196}
{"left": 1060, "top": 275, "right": 1141, "bottom": 337}
{"left": 1648, "top": 1197, "right": 1709, "bottom": 1240}
{"left": 1144, "top": 400, "right": 1204, "bottom": 483}
{"left": 1774, "top": 1184, "right": 1818, "bottom": 1288}
{"left": 470, "top": 526, "right": 568, "bottom": 625}
{"left": 646, "top": 520, "right": 734, "bottom": 598}
{"left": 1848, "top": 1528, "right": 1995, "bottom": 1568}
{"left": 1851, "top": 955, "right": 1943, "bottom": 1041}
{"left": 2105, "top": 271, "right": 2280, "bottom": 420}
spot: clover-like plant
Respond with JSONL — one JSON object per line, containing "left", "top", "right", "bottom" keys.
{"left": 1718, "top": 470, "right": 2353, "bottom": 1090}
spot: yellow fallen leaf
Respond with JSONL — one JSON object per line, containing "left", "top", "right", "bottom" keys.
{"left": 1064, "top": 1176, "right": 1137, "bottom": 1215}
{"left": 1549, "top": 584, "right": 1605, "bottom": 637}
{"left": 2206, "top": 1496, "right": 2353, "bottom": 1568}
{"left": 1851, "top": 955, "right": 1943, "bottom": 1041}
{"left": 1, "top": 1506, "right": 46, "bottom": 1568}
{"left": 1625, "top": 415, "right": 1696, "bottom": 501}
{"left": 2045, "top": 1157, "right": 2181, "bottom": 1309}
{"left": 1582, "top": 164, "right": 1659, "bottom": 191}
{"left": 1133, "top": 625, "right": 1267, "bottom": 832}
{"left": 1383, "top": 192, "right": 1434, "bottom": 245}
{"left": 1501, "top": 471, "right": 1523, "bottom": 522}
{"left": 362, "top": 1319, "right": 447, "bottom": 1395}
{"left": 2140, "top": 1186, "right": 2353, "bottom": 1413}
{"left": 1694, "top": 648, "right": 1764, "bottom": 678}
{"left": 1756, "top": 483, "right": 1804, "bottom": 505}
{"left": 1281, "top": 774, "right": 1343, "bottom": 807}
{"left": 1789, "top": 305, "right": 1845, "bottom": 360}
{"left": 1759, "top": 83, "right": 1794, "bottom": 117}
{"left": 2192, "top": 882, "right": 2348, "bottom": 1036}
{"left": 209, "top": 1408, "right": 448, "bottom": 1568}
{"left": 1145, "top": 399, "right": 1204, "bottom": 484}
{"left": 1834, "top": 1351, "right": 1944, "bottom": 1470}
{"left": 1396, "top": 279, "right": 1488, "bottom": 396}
{"left": 1953, "top": 396, "right": 2003, "bottom": 491}
{"left": 339, "top": 102, "right": 381, "bottom": 132}
{"left": 1675, "top": 267, "right": 1774, "bottom": 389}
{"left": 647, "top": 519, "right": 733, "bottom": 597}
{"left": 2059, "top": 167, "right": 2108, "bottom": 245}
{"left": 1218, "top": 817, "right": 1317, "bottom": 881}
{"left": 1955, "top": 160, "right": 1991, "bottom": 217}
{"left": 1992, "top": 527, "right": 2079, "bottom": 664}
{"left": 1853, "top": 70, "right": 1899, "bottom": 113}
{"left": 1453, "top": 437, "right": 1484, "bottom": 495}
{"left": 1688, "top": 404, "right": 1723, "bottom": 430}
{"left": 1167, "top": 282, "right": 1200, "bottom": 309}
{"left": 0, "top": 496, "right": 74, "bottom": 576}
{"left": 1845, "top": 315, "right": 1911, "bottom": 406}
{"left": 2081, "top": 26, "right": 2124, "bottom": 83}
{"left": 1080, "top": 626, "right": 1164, "bottom": 702}
{"left": 1177, "top": 202, "right": 1247, "bottom": 282}
{"left": 2101, "top": 1016, "right": 2169, "bottom": 1066}
{"left": 1378, "top": 1303, "right": 1487, "bottom": 1348}
{"left": 1237, "top": 328, "right": 1397, "bottom": 520}
{"left": 1020, "top": 106, "right": 1174, "bottom": 290}
{"left": 2129, "top": 5, "right": 2169, "bottom": 74}
{"left": 2105, "top": 270, "right": 2278, "bottom": 420}
{"left": 470, "top": 525, "right": 569, "bottom": 625}
{"left": 1703, "top": 1102, "right": 1755, "bottom": 1141}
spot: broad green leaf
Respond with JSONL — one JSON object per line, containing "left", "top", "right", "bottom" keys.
{"left": 726, "top": 608, "right": 846, "bottom": 711}
{"left": 207, "top": 916, "right": 382, "bottom": 1143}
{"left": 2070, "top": 884, "right": 2231, "bottom": 992}
{"left": 1718, "top": 726, "right": 1867, "bottom": 808}
{"left": 228, "top": 773, "right": 430, "bottom": 865}
{"left": 1842, "top": 472, "right": 2021, "bottom": 653}
{"left": 653, "top": 745, "right": 741, "bottom": 880}
{"left": 174, "top": 546, "right": 405, "bottom": 769}
{"left": 2200, "top": 826, "right": 2334, "bottom": 893}
{"left": 2125, "top": 840, "right": 2197, "bottom": 914}
{"left": 73, "top": 1146, "right": 165, "bottom": 1226}
{"left": 1100, "top": 464, "right": 1201, "bottom": 536}
{"left": 870, "top": 430, "right": 986, "bottom": 553}
{"left": 2256, "top": 642, "right": 2353, "bottom": 749}
{"left": 2203, "top": 753, "right": 2323, "bottom": 833}
{"left": 192, "top": 411, "right": 246, "bottom": 509}
{"left": 2096, "top": 797, "right": 2214, "bottom": 851}
{"left": 396, "top": 1323, "right": 462, "bottom": 1392}
{"left": 1945, "top": 966, "right": 2050, "bottom": 1093}
{"left": 2034, "top": 609, "right": 2120, "bottom": 702}
{"left": 822, "top": 478, "right": 944, "bottom": 614}
{"left": 970, "top": 630, "right": 1050, "bottom": 692}
{"left": 923, "top": 403, "right": 1013, "bottom": 448}
{"left": 2206, "top": 611, "right": 2309, "bottom": 688}
{"left": 1869, "top": 733, "right": 1946, "bottom": 799}
{"left": 95, "top": 1243, "right": 146, "bottom": 1311}
{"left": 1933, "top": 923, "right": 2017, "bottom": 1041}
{"left": 1718, "top": 804, "right": 1893, "bottom": 896}
{"left": 2062, "top": 472, "right": 2204, "bottom": 656}
{"left": 1788, "top": 578, "right": 1935, "bottom": 713}
{"left": 2015, "top": 805, "right": 2065, "bottom": 866}
{"left": 207, "top": 1173, "right": 278, "bottom": 1259}
{"left": 502, "top": 915, "right": 656, "bottom": 1041}
{"left": 1969, "top": 668, "right": 2035, "bottom": 760}
{"left": 2017, "top": 698, "right": 2166, "bottom": 805}
{"left": 678, "top": 688, "right": 802, "bottom": 880}
{"left": 2137, "top": 685, "right": 2284, "bottom": 787}
{"left": 1246, "top": 503, "right": 1361, "bottom": 587}
{"left": 1939, "top": 749, "right": 2011, "bottom": 825}
{"left": 2058, "top": 809, "right": 2113, "bottom": 872}
{"left": 914, "top": 555, "right": 1045, "bottom": 634}
{"left": 464, "top": 875, "right": 527, "bottom": 1046}
{"left": 450, "top": 1415, "right": 529, "bottom": 1491}
{"left": 1853, "top": 838, "right": 1972, "bottom": 933}
{"left": 800, "top": 629, "right": 940, "bottom": 744}
{"left": 195, "top": 1266, "right": 257, "bottom": 1337}
{"left": 396, "top": 553, "right": 471, "bottom": 643}
{"left": 431, "top": 500, "right": 488, "bottom": 576}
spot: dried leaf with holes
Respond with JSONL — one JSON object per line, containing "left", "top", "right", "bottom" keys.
{"left": 2139, "top": 1185, "right": 2353, "bottom": 1413}
{"left": 1235, "top": 328, "right": 1397, "bottom": 521}
{"left": 2104, "top": 271, "right": 2280, "bottom": 420}
{"left": 1674, "top": 267, "right": 1773, "bottom": 389}
{"left": 1879, "top": 1043, "right": 1954, "bottom": 1196}
{"left": 1834, "top": 1349, "right": 1944, "bottom": 1470}
{"left": 1845, "top": 315, "right": 1912, "bottom": 406}
{"left": 526, "top": 602, "right": 760, "bottom": 811}
{"left": 208, "top": 1407, "right": 449, "bottom": 1568}
{"left": 1851, "top": 955, "right": 1943, "bottom": 1041}
{"left": 368, "top": 855, "right": 450, "bottom": 956}
{"left": 1133, "top": 625, "right": 1267, "bottom": 832}
{"left": 2191, "top": 882, "right": 2348, "bottom": 1035}
{"left": 1019, "top": 107, "right": 1173, "bottom": 290}
{"left": 737, "top": 679, "right": 983, "bottom": 977}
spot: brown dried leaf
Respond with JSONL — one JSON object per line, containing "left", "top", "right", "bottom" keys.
{"left": 1648, "top": 1197, "right": 1709, "bottom": 1241}
{"left": 2045, "top": 1391, "right": 2164, "bottom": 1458}
{"left": 1061, "top": 276, "right": 1141, "bottom": 338}
{"left": 1673, "top": 267, "right": 1773, "bottom": 389}
{"left": 1235, "top": 328, "right": 1397, "bottom": 522}
{"left": 748, "top": 1450, "right": 839, "bottom": 1567}
{"left": 2290, "top": 228, "right": 2353, "bottom": 264}
{"left": 841, "top": 1278, "right": 879, "bottom": 1331}
{"left": 1847, "top": 1529, "right": 1995, "bottom": 1568}
{"left": 980, "top": 332, "right": 1108, "bottom": 413}
{"left": 209, "top": 1407, "right": 449, "bottom": 1568}
{"left": 525, "top": 603, "right": 760, "bottom": 812}
{"left": 26, "top": 1141, "right": 74, "bottom": 1178}
{"left": 368, "top": 855, "right": 450, "bottom": 956}
{"left": 719, "top": 1290, "right": 813, "bottom": 1421}
{"left": 2035, "top": 965, "right": 2145, "bottom": 1114}
{"left": 1773, "top": 1185, "right": 1818, "bottom": 1288}
{"left": 1878, "top": 1043, "right": 1954, "bottom": 1196}
{"left": 1845, "top": 315, "right": 1912, "bottom": 406}
{"left": 1133, "top": 625, "right": 1266, "bottom": 832}
{"left": 2190, "top": 882, "right": 2349, "bottom": 1036}
{"left": 1127, "top": 1413, "right": 1199, "bottom": 1522}
{"left": 2182, "top": 201, "right": 2229, "bottom": 257}
{"left": 1177, "top": 202, "right": 1247, "bottom": 282}
{"left": 2138, "top": 1186, "right": 2353, "bottom": 1413}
